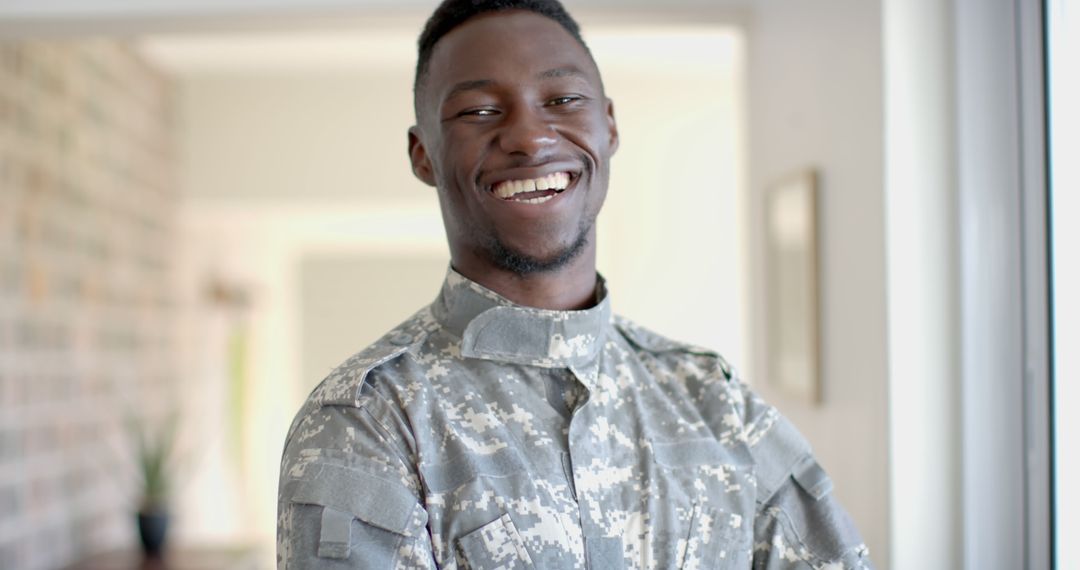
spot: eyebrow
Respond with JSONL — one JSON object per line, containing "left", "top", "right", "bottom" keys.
{"left": 537, "top": 66, "right": 587, "bottom": 80}
{"left": 443, "top": 78, "right": 495, "bottom": 102}
{"left": 442, "top": 66, "right": 589, "bottom": 102}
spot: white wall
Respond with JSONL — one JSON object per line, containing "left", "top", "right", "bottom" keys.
{"left": 299, "top": 254, "right": 449, "bottom": 389}
{"left": 178, "top": 71, "right": 425, "bottom": 203}
{"left": 745, "top": 0, "right": 889, "bottom": 565}
{"left": 592, "top": 28, "right": 746, "bottom": 363}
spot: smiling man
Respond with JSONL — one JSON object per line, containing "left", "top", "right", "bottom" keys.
{"left": 276, "top": 1, "right": 872, "bottom": 568}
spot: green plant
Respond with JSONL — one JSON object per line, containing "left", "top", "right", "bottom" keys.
{"left": 128, "top": 413, "right": 179, "bottom": 513}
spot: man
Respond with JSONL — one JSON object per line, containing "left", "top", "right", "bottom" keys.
{"left": 277, "top": 1, "right": 872, "bottom": 568}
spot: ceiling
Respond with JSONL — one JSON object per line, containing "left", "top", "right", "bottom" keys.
{"left": 0, "top": 0, "right": 749, "bottom": 38}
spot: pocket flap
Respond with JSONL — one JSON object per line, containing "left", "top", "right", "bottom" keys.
{"left": 420, "top": 445, "right": 528, "bottom": 493}
{"left": 289, "top": 462, "right": 427, "bottom": 537}
{"left": 316, "top": 506, "right": 353, "bottom": 559}
{"left": 652, "top": 438, "right": 731, "bottom": 468}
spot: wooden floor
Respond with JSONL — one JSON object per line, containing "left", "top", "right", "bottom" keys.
{"left": 62, "top": 546, "right": 263, "bottom": 570}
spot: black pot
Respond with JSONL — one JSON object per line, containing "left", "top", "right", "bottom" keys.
{"left": 137, "top": 510, "right": 170, "bottom": 556}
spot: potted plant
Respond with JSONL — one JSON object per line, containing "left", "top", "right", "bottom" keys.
{"left": 130, "top": 414, "right": 179, "bottom": 557}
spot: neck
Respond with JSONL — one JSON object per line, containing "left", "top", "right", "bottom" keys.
{"left": 453, "top": 246, "right": 598, "bottom": 311}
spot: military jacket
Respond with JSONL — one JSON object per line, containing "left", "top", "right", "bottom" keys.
{"left": 277, "top": 269, "right": 872, "bottom": 569}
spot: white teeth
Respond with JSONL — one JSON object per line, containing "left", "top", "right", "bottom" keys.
{"left": 493, "top": 172, "right": 572, "bottom": 199}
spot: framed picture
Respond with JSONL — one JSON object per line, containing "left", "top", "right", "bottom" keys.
{"left": 765, "top": 169, "right": 821, "bottom": 404}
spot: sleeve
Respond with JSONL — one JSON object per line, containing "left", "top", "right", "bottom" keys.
{"left": 276, "top": 398, "right": 436, "bottom": 570}
{"left": 735, "top": 380, "right": 874, "bottom": 570}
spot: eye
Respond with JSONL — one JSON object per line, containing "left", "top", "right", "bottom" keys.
{"left": 457, "top": 107, "right": 499, "bottom": 117}
{"left": 546, "top": 95, "right": 583, "bottom": 106}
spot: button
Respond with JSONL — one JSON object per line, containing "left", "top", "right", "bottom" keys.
{"left": 389, "top": 332, "right": 413, "bottom": 346}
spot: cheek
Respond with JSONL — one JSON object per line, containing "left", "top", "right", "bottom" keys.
{"left": 440, "top": 126, "right": 488, "bottom": 161}
{"left": 567, "top": 117, "right": 615, "bottom": 164}
{"left": 592, "top": 122, "right": 616, "bottom": 156}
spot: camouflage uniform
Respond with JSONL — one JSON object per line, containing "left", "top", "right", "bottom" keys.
{"left": 277, "top": 269, "right": 872, "bottom": 569}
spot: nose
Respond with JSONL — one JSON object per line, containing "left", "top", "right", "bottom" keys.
{"left": 497, "top": 106, "right": 557, "bottom": 157}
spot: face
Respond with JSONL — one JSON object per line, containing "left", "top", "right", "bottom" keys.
{"left": 409, "top": 10, "right": 618, "bottom": 277}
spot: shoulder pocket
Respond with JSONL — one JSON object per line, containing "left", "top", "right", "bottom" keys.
{"left": 288, "top": 462, "right": 427, "bottom": 559}
{"left": 455, "top": 513, "right": 535, "bottom": 570}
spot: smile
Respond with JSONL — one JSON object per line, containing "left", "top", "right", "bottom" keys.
{"left": 491, "top": 172, "right": 572, "bottom": 205}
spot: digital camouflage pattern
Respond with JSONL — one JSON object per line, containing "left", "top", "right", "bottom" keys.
{"left": 277, "top": 269, "right": 872, "bottom": 569}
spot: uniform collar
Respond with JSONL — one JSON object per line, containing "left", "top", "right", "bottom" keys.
{"left": 431, "top": 267, "right": 611, "bottom": 369}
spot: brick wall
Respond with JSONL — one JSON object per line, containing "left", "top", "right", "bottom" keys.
{"left": 0, "top": 40, "right": 177, "bottom": 569}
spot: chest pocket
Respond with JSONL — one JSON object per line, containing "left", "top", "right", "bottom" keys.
{"left": 455, "top": 513, "right": 535, "bottom": 570}
{"left": 651, "top": 438, "right": 754, "bottom": 570}
{"left": 681, "top": 502, "right": 751, "bottom": 569}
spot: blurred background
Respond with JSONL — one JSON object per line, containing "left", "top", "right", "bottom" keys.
{"left": 0, "top": 0, "right": 1071, "bottom": 569}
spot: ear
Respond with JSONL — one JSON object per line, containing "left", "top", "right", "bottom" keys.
{"left": 605, "top": 98, "right": 620, "bottom": 155}
{"left": 408, "top": 126, "right": 437, "bottom": 187}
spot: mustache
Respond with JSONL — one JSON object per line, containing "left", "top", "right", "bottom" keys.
{"left": 496, "top": 152, "right": 584, "bottom": 170}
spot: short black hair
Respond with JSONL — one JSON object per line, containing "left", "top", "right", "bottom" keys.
{"left": 413, "top": 0, "right": 592, "bottom": 112}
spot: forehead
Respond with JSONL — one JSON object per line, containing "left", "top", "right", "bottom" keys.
{"left": 423, "top": 10, "right": 601, "bottom": 100}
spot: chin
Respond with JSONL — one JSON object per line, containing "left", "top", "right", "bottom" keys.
{"left": 489, "top": 231, "right": 589, "bottom": 277}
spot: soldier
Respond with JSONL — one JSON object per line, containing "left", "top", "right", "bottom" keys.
{"left": 277, "top": 1, "right": 873, "bottom": 568}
